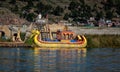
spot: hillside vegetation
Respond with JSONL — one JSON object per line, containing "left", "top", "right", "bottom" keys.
{"left": 0, "top": 0, "right": 120, "bottom": 23}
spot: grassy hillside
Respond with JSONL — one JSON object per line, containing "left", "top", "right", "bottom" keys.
{"left": 0, "top": 0, "right": 120, "bottom": 23}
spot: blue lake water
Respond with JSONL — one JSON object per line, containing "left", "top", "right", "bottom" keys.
{"left": 0, "top": 47, "right": 120, "bottom": 72}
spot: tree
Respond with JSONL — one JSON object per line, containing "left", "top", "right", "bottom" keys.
{"left": 26, "top": 13, "right": 36, "bottom": 22}
{"left": 19, "top": 0, "right": 39, "bottom": 2}
{"left": 95, "top": 11, "right": 104, "bottom": 21}
{"left": 27, "top": 0, "right": 34, "bottom": 7}
{"left": 116, "top": 0, "right": 120, "bottom": 15}
{"left": 12, "top": 5, "right": 19, "bottom": 14}
{"left": 9, "top": 0, "right": 16, "bottom": 4}
{"left": 116, "top": 6, "right": 120, "bottom": 15}
{"left": 43, "top": 4, "right": 53, "bottom": 15}
{"left": 36, "top": 2, "right": 45, "bottom": 13}
{"left": 79, "top": 0, "right": 85, "bottom": 5}
{"left": 63, "top": 13, "right": 69, "bottom": 20}
{"left": 106, "top": 11, "right": 113, "bottom": 19}
{"left": 103, "top": 0, "right": 114, "bottom": 11}
{"left": 36, "top": 2, "right": 53, "bottom": 17}
{"left": 68, "top": 1, "right": 79, "bottom": 10}
{"left": 53, "top": 6, "right": 64, "bottom": 16}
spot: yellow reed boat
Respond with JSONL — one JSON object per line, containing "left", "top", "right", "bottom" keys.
{"left": 31, "top": 29, "right": 87, "bottom": 48}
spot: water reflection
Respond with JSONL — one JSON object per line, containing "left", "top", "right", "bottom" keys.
{"left": 86, "top": 48, "right": 120, "bottom": 72}
{"left": 33, "top": 48, "right": 87, "bottom": 72}
{"left": 0, "top": 47, "right": 120, "bottom": 72}
{"left": 0, "top": 47, "right": 87, "bottom": 72}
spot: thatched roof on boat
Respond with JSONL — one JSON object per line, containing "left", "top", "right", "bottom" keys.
{"left": 45, "top": 23, "right": 65, "bottom": 32}
{"left": 60, "top": 31, "right": 74, "bottom": 35}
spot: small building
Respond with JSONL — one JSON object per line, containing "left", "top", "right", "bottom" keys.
{"left": 112, "top": 18, "right": 120, "bottom": 27}
{"left": 0, "top": 25, "right": 11, "bottom": 39}
{"left": 88, "top": 17, "right": 96, "bottom": 26}
{"left": 98, "top": 18, "right": 106, "bottom": 27}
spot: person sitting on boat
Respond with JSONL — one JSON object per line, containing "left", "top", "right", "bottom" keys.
{"left": 56, "top": 30, "right": 61, "bottom": 41}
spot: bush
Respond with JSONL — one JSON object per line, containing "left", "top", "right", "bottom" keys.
{"left": 25, "top": 36, "right": 34, "bottom": 45}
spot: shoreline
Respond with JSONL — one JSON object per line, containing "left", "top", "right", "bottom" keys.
{"left": 0, "top": 27, "right": 120, "bottom": 48}
{"left": 69, "top": 27, "right": 120, "bottom": 35}
{"left": 0, "top": 42, "right": 31, "bottom": 47}
{"left": 0, "top": 34, "right": 120, "bottom": 48}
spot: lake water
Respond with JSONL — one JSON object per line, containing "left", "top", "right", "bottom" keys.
{"left": 0, "top": 47, "right": 120, "bottom": 72}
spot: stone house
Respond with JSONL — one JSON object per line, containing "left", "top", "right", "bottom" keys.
{"left": 0, "top": 25, "right": 11, "bottom": 39}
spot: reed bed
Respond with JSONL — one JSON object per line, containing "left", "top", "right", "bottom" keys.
{"left": 85, "top": 35, "right": 120, "bottom": 48}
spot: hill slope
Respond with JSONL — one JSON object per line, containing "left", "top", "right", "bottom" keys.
{"left": 0, "top": 0, "right": 120, "bottom": 24}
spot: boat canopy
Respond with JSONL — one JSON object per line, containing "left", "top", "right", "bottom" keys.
{"left": 56, "top": 30, "right": 75, "bottom": 40}
{"left": 61, "top": 31, "right": 74, "bottom": 35}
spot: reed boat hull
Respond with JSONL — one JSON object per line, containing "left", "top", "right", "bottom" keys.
{"left": 34, "top": 35, "right": 87, "bottom": 48}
